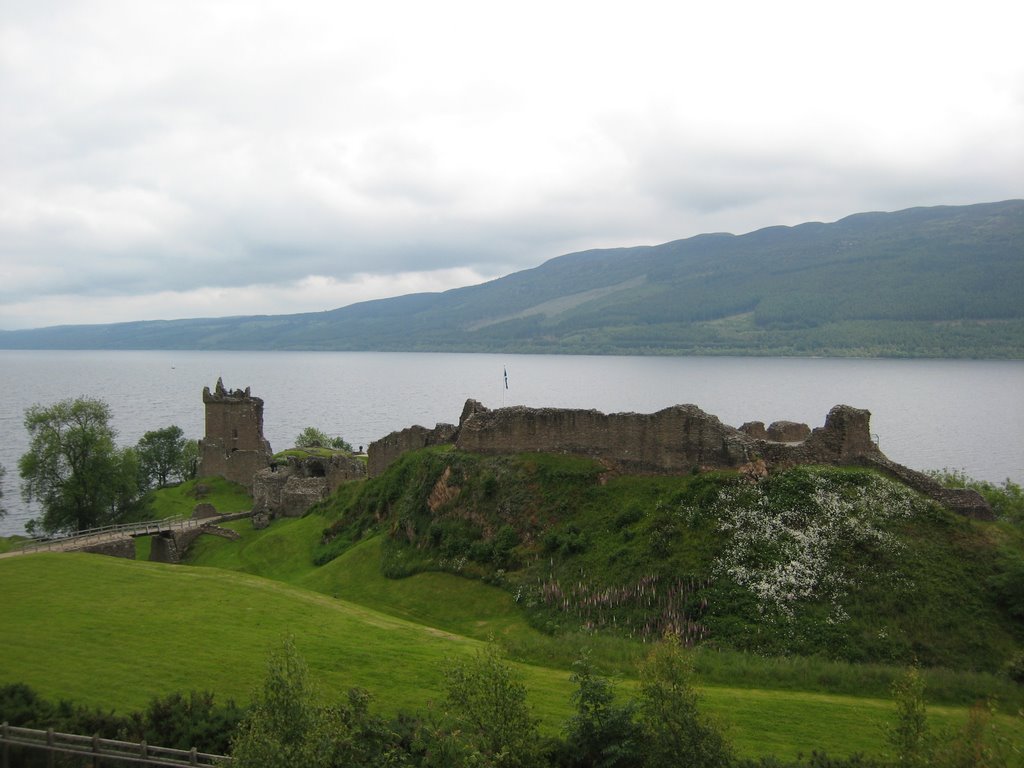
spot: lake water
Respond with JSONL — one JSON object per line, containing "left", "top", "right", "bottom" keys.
{"left": 1, "top": 350, "right": 1021, "bottom": 536}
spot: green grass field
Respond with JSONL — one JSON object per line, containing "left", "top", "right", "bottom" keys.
{"left": 3, "top": 538, "right": 1021, "bottom": 759}
{"left": 4, "top": 461, "right": 1024, "bottom": 761}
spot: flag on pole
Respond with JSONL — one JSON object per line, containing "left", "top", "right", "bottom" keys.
{"left": 504, "top": 367, "right": 508, "bottom": 390}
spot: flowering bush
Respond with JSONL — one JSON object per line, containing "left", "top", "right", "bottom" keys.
{"left": 713, "top": 469, "right": 924, "bottom": 623}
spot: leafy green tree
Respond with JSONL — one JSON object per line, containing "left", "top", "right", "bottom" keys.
{"left": 137, "top": 425, "right": 188, "bottom": 488}
{"left": 231, "top": 637, "right": 337, "bottom": 768}
{"left": 637, "top": 634, "right": 733, "bottom": 768}
{"left": 563, "top": 651, "right": 642, "bottom": 768}
{"left": 19, "top": 397, "right": 142, "bottom": 533}
{"left": 442, "top": 643, "right": 541, "bottom": 768}
{"left": 887, "top": 666, "right": 932, "bottom": 768}
{"left": 181, "top": 439, "right": 200, "bottom": 481}
{"left": 295, "top": 426, "right": 353, "bottom": 452}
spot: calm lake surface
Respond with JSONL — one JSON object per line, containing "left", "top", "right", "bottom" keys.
{"left": 1, "top": 350, "right": 1021, "bottom": 536}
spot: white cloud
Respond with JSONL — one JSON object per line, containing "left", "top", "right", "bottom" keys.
{"left": 1, "top": 0, "right": 1022, "bottom": 329}
{"left": 0, "top": 268, "right": 498, "bottom": 330}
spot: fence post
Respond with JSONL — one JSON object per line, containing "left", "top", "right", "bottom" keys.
{"left": 46, "top": 728, "right": 54, "bottom": 768}
{"left": 190, "top": 746, "right": 198, "bottom": 765}
{"left": 92, "top": 732, "right": 100, "bottom": 768}
{"left": 2, "top": 721, "right": 8, "bottom": 768}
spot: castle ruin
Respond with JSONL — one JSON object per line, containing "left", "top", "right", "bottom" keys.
{"left": 197, "top": 378, "right": 273, "bottom": 491}
{"left": 369, "top": 399, "right": 991, "bottom": 519}
{"left": 251, "top": 453, "right": 366, "bottom": 522}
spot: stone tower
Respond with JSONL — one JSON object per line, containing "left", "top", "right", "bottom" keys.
{"left": 197, "top": 378, "right": 273, "bottom": 490}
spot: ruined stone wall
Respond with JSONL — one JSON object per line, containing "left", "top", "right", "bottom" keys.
{"left": 198, "top": 378, "right": 273, "bottom": 490}
{"left": 855, "top": 455, "right": 992, "bottom": 520}
{"left": 365, "top": 398, "right": 987, "bottom": 517}
{"left": 253, "top": 454, "right": 367, "bottom": 519}
{"left": 755, "top": 405, "right": 883, "bottom": 467}
{"left": 367, "top": 423, "right": 457, "bottom": 477}
{"left": 370, "top": 401, "right": 884, "bottom": 478}
{"left": 81, "top": 539, "right": 136, "bottom": 559}
{"left": 454, "top": 402, "right": 752, "bottom": 473}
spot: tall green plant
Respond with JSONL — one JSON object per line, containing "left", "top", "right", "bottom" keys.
{"left": 442, "top": 643, "right": 541, "bottom": 768}
{"left": 231, "top": 637, "right": 337, "bottom": 768}
{"left": 564, "top": 651, "right": 642, "bottom": 768}
{"left": 637, "top": 634, "right": 733, "bottom": 768}
{"left": 887, "top": 667, "right": 932, "bottom": 768}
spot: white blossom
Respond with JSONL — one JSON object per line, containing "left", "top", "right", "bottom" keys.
{"left": 713, "top": 471, "right": 921, "bottom": 623}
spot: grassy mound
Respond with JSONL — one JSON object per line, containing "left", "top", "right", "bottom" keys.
{"left": 312, "top": 449, "right": 1024, "bottom": 673}
{"left": 147, "top": 476, "right": 253, "bottom": 520}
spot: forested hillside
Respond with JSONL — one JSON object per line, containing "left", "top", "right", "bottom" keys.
{"left": 3, "top": 200, "right": 1022, "bottom": 357}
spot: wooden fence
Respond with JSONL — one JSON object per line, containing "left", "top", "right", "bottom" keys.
{"left": 17, "top": 517, "right": 202, "bottom": 554}
{"left": 0, "top": 723, "right": 230, "bottom": 767}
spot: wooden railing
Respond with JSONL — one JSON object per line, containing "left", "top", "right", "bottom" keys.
{"left": 0, "top": 722, "right": 230, "bottom": 767}
{"left": 18, "top": 517, "right": 201, "bottom": 554}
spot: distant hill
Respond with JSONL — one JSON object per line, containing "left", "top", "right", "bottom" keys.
{"left": 3, "top": 200, "right": 1023, "bottom": 357}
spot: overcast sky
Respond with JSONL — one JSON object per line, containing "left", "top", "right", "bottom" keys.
{"left": 1, "top": 0, "right": 1021, "bottom": 330}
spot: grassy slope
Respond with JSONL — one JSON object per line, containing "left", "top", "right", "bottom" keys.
{"left": 133, "top": 476, "right": 252, "bottom": 560}
{"left": 315, "top": 450, "right": 1024, "bottom": 673}
{"left": 145, "top": 477, "right": 253, "bottom": 520}
{"left": 4, "top": 457, "right": 1023, "bottom": 759}
{"left": 3, "top": 552, "right": 1017, "bottom": 759}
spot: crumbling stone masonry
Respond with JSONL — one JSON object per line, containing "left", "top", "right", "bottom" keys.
{"left": 366, "top": 422, "right": 458, "bottom": 477}
{"left": 252, "top": 453, "right": 367, "bottom": 519}
{"left": 198, "top": 378, "right": 273, "bottom": 491}
{"left": 368, "top": 399, "right": 991, "bottom": 519}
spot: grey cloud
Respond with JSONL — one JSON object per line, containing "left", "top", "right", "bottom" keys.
{"left": 2, "top": 0, "right": 1023, "bottom": 327}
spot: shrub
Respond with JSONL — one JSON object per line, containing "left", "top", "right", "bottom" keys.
{"left": 637, "top": 635, "right": 733, "bottom": 768}
{"left": 545, "top": 524, "right": 590, "bottom": 556}
{"left": 442, "top": 643, "right": 541, "bottom": 768}
{"left": 231, "top": 637, "right": 336, "bottom": 768}
{"left": 886, "top": 667, "right": 932, "bottom": 768}
{"left": 294, "top": 426, "right": 353, "bottom": 453}
{"left": 134, "top": 690, "right": 243, "bottom": 755}
{"left": 563, "top": 651, "right": 642, "bottom": 768}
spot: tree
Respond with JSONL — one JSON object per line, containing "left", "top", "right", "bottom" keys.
{"left": 887, "top": 667, "right": 932, "bottom": 768}
{"left": 295, "top": 426, "right": 353, "bottom": 453}
{"left": 564, "top": 651, "right": 642, "bottom": 768}
{"left": 137, "top": 425, "right": 188, "bottom": 488}
{"left": 637, "top": 634, "right": 733, "bottom": 768}
{"left": 231, "top": 637, "right": 337, "bottom": 768}
{"left": 442, "top": 643, "right": 541, "bottom": 768}
{"left": 180, "top": 439, "right": 200, "bottom": 481}
{"left": 18, "top": 397, "right": 142, "bottom": 533}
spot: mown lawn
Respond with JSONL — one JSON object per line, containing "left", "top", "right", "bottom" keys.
{"left": 2, "top": 552, "right": 1021, "bottom": 760}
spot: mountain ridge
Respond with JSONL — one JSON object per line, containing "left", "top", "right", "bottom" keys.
{"left": 2, "top": 199, "right": 1022, "bottom": 357}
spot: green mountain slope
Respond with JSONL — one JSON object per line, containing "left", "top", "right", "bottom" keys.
{"left": 2, "top": 200, "right": 1022, "bottom": 357}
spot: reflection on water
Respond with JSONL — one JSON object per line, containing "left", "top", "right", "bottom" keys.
{"left": 1, "top": 350, "right": 1021, "bottom": 535}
